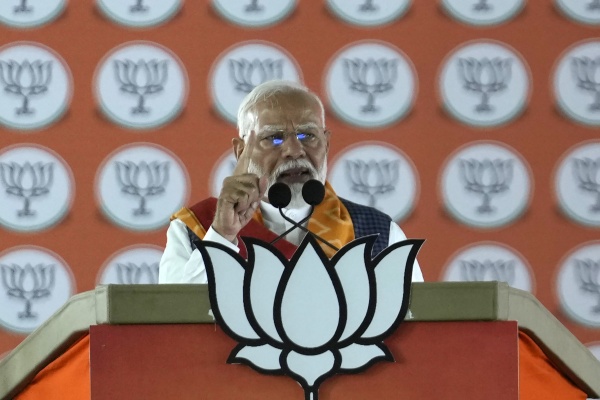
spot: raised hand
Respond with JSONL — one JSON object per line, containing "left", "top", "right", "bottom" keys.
{"left": 212, "top": 131, "right": 268, "bottom": 242}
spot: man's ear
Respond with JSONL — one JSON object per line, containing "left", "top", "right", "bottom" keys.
{"left": 232, "top": 137, "right": 245, "bottom": 160}
{"left": 324, "top": 129, "right": 331, "bottom": 154}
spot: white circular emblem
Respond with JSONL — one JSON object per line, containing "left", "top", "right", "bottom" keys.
{"left": 557, "top": 241, "right": 600, "bottom": 327}
{"left": 439, "top": 40, "right": 530, "bottom": 127}
{"left": 326, "top": 0, "right": 411, "bottom": 27}
{"left": 556, "top": 0, "right": 600, "bottom": 25}
{"left": 210, "top": 41, "right": 303, "bottom": 124}
{"left": 97, "top": 0, "right": 181, "bottom": 27}
{"left": 0, "top": 144, "right": 74, "bottom": 232}
{"left": 212, "top": 0, "right": 296, "bottom": 27}
{"left": 97, "top": 244, "right": 163, "bottom": 285}
{"left": 328, "top": 142, "right": 419, "bottom": 222}
{"left": 555, "top": 140, "right": 600, "bottom": 227}
{"left": 324, "top": 41, "right": 417, "bottom": 128}
{"left": 210, "top": 150, "right": 237, "bottom": 198}
{"left": 442, "top": 242, "right": 534, "bottom": 292}
{"left": 94, "top": 41, "right": 188, "bottom": 130}
{"left": 0, "top": 0, "right": 66, "bottom": 28}
{"left": 0, "top": 42, "right": 72, "bottom": 131}
{"left": 442, "top": 0, "right": 524, "bottom": 26}
{"left": 441, "top": 141, "right": 532, "bottom": 228}
{"left": 554, "top": 40, "right": 600, "bottom": 126}
{"left": 95, "top": 143, "right": 190, "bottom": 231}
{"left": 0, "top": 246, "right": 74, "bottom": 334}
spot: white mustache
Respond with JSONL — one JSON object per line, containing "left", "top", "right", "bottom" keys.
{"left": 272, "top": 159, "right": 318, "bottom": 182}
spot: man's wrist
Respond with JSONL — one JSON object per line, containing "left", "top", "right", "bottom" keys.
{"left": 205, "top": 226, "right": 239, "bottom": 250}
{"left": 210, "top": 225, "right": 237, "bottom": 243}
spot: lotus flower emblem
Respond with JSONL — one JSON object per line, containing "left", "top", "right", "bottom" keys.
{"left": 197, "top": 235, "right": 422, "bottom": 400}
{"left": 343, "top": 58, "right": 398, "bottom": 113}
{"left": 345, "top": 159, "right": 399, "bottom": 208}
{"left": 116, "top": 262, "right": 159, "bottom": 284}
{"left": 459, "top": 158, "right": 513, "bottom": 214}
{"left": 115, "top": 160, "right": 170, "bottom": 216}
{"left": 1, "top": 263, "right": 55, "bottom": 319}
{"left": 572, "top": 157, "right": 600, "bottom": 212}
{"left": 0, "top": 161, "right": 54, "bottom": 217}
{"left": 458, "top": 57, "right": 512, "bottom": 113}
{"left": 459, "top": 259, "right": 516, "bottom": 285}
{"left": 0, "top": 59, "right": 53, "bottom": 116}
{"left": 571, "top": 57, "right": 600, "bottom": 112}
{"left": 229, "top": 58, "right": 283, "bottom": 94}
{"left": 113, "top": 59, "right": 168, "bottom": 115}
{"left": 575, "top": 258, "right": 600, "bottom": 313}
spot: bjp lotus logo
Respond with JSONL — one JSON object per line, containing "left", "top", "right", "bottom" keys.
{"left": 0, "top": 60, "right": 53, "bottom": 116}
{"left": 113, "top": 59, "right": 168, "bottom": 115}
{"left": 197, "top": 235, "right": 422, "bottom": 400}
{"left": 0, "top": 161, "right": 54, "bottom": 217}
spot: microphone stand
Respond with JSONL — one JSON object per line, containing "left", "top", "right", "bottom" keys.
{"left": 270, "top": 207, "right": 339, "bottom": 252}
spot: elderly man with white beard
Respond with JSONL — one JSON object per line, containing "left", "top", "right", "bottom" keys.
{"left": 158, "top": 80, "right": 423, "bottom": 283}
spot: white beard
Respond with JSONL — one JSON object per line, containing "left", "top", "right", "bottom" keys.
{"left": 248, "top": 158, "right": 327, "bottom": 209}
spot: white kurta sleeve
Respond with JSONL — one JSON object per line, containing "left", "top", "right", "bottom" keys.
{"left": 158, "top": 219, "right": 238, "bottom": 284}
{"left": 388, "top": 222, "right": 424, "bottom": 282}
{"left": 159, "top": 219, "right": 424, "bottom": 283}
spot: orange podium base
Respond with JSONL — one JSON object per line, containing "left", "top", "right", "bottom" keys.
{"left": 89, "top": 321, "right": 519, "bottom": 400}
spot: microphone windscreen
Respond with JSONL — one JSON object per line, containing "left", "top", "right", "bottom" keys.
{"left": 268, "top": 183, "right": 291, "bottom": 208}
{"left": 302, "top": 180, "right": 325, "bottom": 206}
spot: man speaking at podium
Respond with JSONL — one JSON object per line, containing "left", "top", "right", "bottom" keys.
{"left": 158, "top": 80, "right": 424, "bottom": 283}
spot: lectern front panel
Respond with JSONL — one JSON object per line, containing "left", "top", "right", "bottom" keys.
{"left": 89, "top": 321, "right": 518, "bottom": 399}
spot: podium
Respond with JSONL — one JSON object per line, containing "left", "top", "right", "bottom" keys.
{"left": 1, "top": 282, "right": 599, "bottom": 399}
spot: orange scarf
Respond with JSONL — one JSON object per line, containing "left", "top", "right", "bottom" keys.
{"left": 174, "top": 181, "right": 355, "bottom": 259}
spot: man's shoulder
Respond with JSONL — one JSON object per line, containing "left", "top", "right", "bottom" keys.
{"left": 171, "top": 197, "right": 218, "bottom": 237}
{"left": 338, "top": 197, "right": 392, "bottom": 257}
{"left": 339, "top": 197, "right": 392, "bottom": 223}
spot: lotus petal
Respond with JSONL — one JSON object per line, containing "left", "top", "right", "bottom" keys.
{"left": 230, "top": 344, "right": 283, "bottom": 372}
{"left": 361, "top": 243, "right": 413, "bottom": 339}
{"left": 114, "top": 60, "right": 129, "bottom": 85}
{"left": 339, "top": 343, "right": 391, "bottom": 370}
{"left": 248, "top": 244, "right": 285, "bottom": 342}
{"left": 334, "top": 242, "right": 371, "bottom": 341}
{"left": 280, "top": 243, "right": 340, "bottom": 348}
{"left": 204, "top": 246, "right": 259, "bottom": 340}
{"left": 115, "top": 161, "right": 132, "bottom": 186}
{"left": 285, "top": 350, "right": 335, "bottom": 387}
{"left": 19, "top": 163, "right": 35, "bottom": 190}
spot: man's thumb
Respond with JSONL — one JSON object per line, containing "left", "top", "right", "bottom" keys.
{"left": 258, "top": 175, "right": 268, "bottom": 197}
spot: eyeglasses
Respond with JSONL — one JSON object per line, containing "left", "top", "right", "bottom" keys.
{"left": 257, "top": 130, "right": 324, "bottom": 149}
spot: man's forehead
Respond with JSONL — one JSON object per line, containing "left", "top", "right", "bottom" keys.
{"left": 254, "top": 97, "right": 322, "bottom": 124}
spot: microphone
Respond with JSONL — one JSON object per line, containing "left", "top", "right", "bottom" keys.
{"left": 267, "top": 183, "right": 292, "bottom": 209}
{"left": 302, "top": 179, "right": 325, "bottom": 206}
{"left": 268, "top": 180, "right": 339, "bottom": 252}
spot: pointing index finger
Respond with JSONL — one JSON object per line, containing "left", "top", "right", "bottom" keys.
{"left": 234, "top": 130, "right": 257, "bottom": 175}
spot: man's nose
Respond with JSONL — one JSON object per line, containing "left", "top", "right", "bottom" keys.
{"left": 280, "top": 134, "right": 306, "bottom": 159}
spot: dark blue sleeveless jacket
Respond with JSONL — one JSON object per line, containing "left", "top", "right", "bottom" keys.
{"left": 339, "top": 198, "right": 391, "bottom": 257}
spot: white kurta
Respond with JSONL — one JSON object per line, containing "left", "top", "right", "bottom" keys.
{"left": 159, "top": 201, "right": 424, "bottom": 284}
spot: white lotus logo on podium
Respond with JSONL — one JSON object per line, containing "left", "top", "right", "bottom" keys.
{"left": 198, "top": 235, "right": 422, "bottom": 400}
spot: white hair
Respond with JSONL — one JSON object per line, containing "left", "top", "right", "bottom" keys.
{"left": 236, "top": 80, "right": 326, "bottom": 139}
